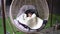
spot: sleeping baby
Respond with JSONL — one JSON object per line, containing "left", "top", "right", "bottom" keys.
{"left": 16, "top": 9, "right": 37, "bottom": 28}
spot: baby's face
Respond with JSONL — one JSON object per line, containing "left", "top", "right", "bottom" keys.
{"left": 28, "top": 13, "right": 32, "bottom": 17}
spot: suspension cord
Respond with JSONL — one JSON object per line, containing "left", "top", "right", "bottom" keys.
{"left": 1, "top": 0, "right": 6, "bottom": 34}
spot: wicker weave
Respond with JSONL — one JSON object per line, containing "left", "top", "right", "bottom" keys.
{"left": 9, "top": 0, "right": 49, "bottom": 33}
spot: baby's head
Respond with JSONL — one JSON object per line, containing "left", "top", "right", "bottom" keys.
{"left": 25, "top": 9, "right": 35, "bottom": 17}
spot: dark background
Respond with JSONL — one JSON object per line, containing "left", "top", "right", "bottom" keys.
{"left": 6, "top": 0, "right": 60, "bottom": 15}
{"left": 46, "top": 0, "right": 60, "bottom": 15}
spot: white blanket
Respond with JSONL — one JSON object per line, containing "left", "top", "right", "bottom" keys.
{"left": 16, "top": 13, "right": 43, "bottom": 29}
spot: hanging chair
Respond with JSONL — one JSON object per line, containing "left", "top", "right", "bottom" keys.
{"left": 9, "top": 0, "right": 49, "bottom": 33}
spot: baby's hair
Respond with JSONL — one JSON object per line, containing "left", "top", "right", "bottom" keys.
{"left": 25, "top": 9, "right": 39, "bottom": 17}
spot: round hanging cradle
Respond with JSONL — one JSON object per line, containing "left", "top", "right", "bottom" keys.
{"left": 9, "top": 0, "right": 49, "bottom": 33}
